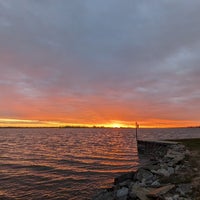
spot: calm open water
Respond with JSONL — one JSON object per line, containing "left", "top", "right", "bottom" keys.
{"left": 0, "top": 128, "right": 199, "bottom": 200}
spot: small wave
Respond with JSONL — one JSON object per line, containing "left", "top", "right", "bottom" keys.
{"left": 26, "top": 165, "right": 55, "bottom": 171}
{"left": 0, "top": 163, "right": 55, "bottom": 171}
{"left": 57, "top": 157, "right": 138, "bottom": 167}
{"left": 60, "top": 153, "right": 137, "bottom": 162}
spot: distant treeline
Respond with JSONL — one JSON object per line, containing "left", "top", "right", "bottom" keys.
{"left": 0, "top": 126, "right": 199, "bottom": 129}
{"left": 0, "top": 126, "right": 129, "bottom": 129}
{"left": 187, "top": 126, "right": 200, "bottom": 128}
{"left": 62, "top": 126, "right": 126, "bottom": 128}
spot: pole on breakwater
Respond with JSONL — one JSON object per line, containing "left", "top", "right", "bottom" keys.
{"left": 135, "top": 122, "right": 139, "bottom": 141}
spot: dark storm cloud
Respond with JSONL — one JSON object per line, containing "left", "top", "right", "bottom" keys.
{"left": 0, "top": 0, "right": 200, "bottom": 125}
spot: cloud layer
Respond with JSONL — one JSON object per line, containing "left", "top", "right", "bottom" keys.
{"left": 0, "top": 0, "right": 200, "bottom": 127}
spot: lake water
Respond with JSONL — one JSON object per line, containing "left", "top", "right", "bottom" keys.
{"left": 0, "top": 128, "right": 199, "bottom": 200}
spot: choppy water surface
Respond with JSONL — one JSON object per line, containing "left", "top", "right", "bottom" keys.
{"left": 0, "top": 128, "right": 199, "bottom": 200}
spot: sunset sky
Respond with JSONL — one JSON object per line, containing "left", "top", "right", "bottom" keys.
{"left": 0, "top": 0, "right": 200, "bottom": 127}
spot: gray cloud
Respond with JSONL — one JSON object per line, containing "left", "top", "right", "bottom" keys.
{"left": 0, "top": 0, "right": 200, "bottom": 125}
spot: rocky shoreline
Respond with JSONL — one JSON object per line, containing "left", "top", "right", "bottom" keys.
{"left": 92, "top": 141, "right": 199, "bottom": 200}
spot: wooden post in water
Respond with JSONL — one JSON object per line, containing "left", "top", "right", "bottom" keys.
{"left": 135, "top": 122, "right": 139, "bottom": 141}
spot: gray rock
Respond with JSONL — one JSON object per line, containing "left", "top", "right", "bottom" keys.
{"left": 185, "top": 149, "right": 190, "bottom": 156}
{"left": 165, "top": 149, "right": 185, "bottom": 165}
{"left": 172, "top": 194, "right": 180, "bottom": 200}
{"left": 165, "top": 197, "right": 173, "bottom": 200}
{"left": 193, "top": 168, "right": 198, "bottom": 172}
{"left": 168, "top": 167, "right": 175, "bottom": 175}
{"left": 176, "top": 184, "right": 192, "bottom": 196}
{"left": 160, "top": 163, "right": 168, "bottom": 170}
{"left": 175, "top": 165, "right": 181, "bottom": 172}
{"left": 136, "top": 168, "right": 153, "bottom": 182}
{"left": 151, "top": 168, "right": 170, "bottom": 177}
{"left": 171, "top": 144, "right": 185, "bottom": 152}
{"left": 114, "top": 172, "right": 135, "bottom": 185}
{"left": 143, "top": 163, "right": 161, "bottom": 171}
{"left": 151, "top": 180, "right": 160, "bottom": 187}
{"left": 129, "top": 183, "right": 138, "bottom": 199}
{"left": 118, "top": 179, "right": 133, "bottom": 187}
{"left": 166, "top": 149, "right": 182, "bottom": 157}
{"left": 140, "top": 178, "right": 147, "bottom": 186}
{"left": 167, "top": 161, "right": 174, "bottom": 167}
{"left": 143, "top": 178, "right": 154, "bottom": 186}
{"left": 173, "top": 155, "right": 185, "bottom": 165}
{"left": 152, "top": 166, "right": 174, "bottom": 177}
{"left": 116, "top": 187, "right": 128, "bottom": 199}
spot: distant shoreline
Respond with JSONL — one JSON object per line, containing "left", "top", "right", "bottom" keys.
{"left": 0, "top": 126, "right": 200, "bottom": 129}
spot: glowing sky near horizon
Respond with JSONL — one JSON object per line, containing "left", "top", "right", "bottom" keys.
{"left": 0, "top": 0, "right": 200, "bottom": 127}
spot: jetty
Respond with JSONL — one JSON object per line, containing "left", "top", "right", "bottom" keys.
{"left": 137, "top": 140, "right": 179, "bottom": 158}
{"left": 92, "top": 139, "right": 199, "bottom": 200}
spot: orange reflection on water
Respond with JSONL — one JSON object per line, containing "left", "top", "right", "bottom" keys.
{"left": 0, "top": 127, "right": 144, "bottom": 199}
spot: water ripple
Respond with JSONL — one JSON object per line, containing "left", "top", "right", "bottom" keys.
{"left": 0, "top": 127, "right": 199, "bottom": 199}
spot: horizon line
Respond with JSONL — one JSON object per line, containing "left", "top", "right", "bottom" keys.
{"left": 0, "top": 125, "right": 199, "bottom": 129}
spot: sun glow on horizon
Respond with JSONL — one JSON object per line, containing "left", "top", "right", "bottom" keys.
{"left": 0, "top": 118, "right": 199, "bottom": 128}
{"left": 111, "top": 123, "right": 121, "bottom": 128}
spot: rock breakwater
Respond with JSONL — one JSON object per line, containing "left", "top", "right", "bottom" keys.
{"left": 92, "top": 141, "right": 198, "bottom": 200}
